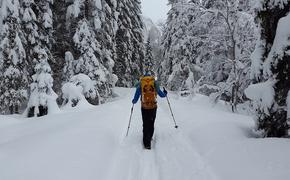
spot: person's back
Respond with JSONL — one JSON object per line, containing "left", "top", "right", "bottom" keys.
{"left": 132, "top": 73, "right": 167, "bottom": 149}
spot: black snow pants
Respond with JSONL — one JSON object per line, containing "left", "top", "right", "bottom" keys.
{"left": 141, "top": 107, "right": 157, "bottom": 147}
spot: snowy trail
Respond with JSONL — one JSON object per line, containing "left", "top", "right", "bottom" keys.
{"left": 152, "top": 99, "right": 218, "bottom": 180}
{"left": 105, "top": 92, "right": 219, "bottom": 180}
{"left": 105, "top": 101, "right": 161, "bottom": 180}
{"left": 1, "top": 88, "right": 290, "bottom": 180}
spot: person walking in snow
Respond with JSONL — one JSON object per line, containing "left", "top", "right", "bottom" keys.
{"left": 132, "top": 67, "right": 167, "bottom": 149}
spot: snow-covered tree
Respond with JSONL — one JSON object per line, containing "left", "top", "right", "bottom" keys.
{"left": 159, "top": 0, "right": 257, "bottom": 106}
{"left": 51, "top": 0, "right": 70, "bottom": 94}
{"left": 97, "top": 0, "right": 118, "bottom": 88}
{"left": 20, "top": 0, "right": 38, "bottom": 76}
{"left": 63, "top": 0, "right": 115, "bottom": 104}
{"left": 245, "top": 1, "right": 290, "bottom": 137}
{"left": 36, "top": 0, "right": 54, "bottom": 45}
{"left": 165, "top": 0, "right": 255, "bottom": 110}
{"left": 144, "top": 38, "right": 154, "bottom": 74}
{"left": 63, "top": 51, "right": 75, "bottom": 82}
{"left": 114, "top": 0, "right": 144, "bottom": 87}
{"left": 160, "top": 0, "right": 201, "bottom": 95}
{"left": 200, "top": 0, "right": 256, "bottom": 111}
{"left": 26, "top": 49, "right": 58, "bottom": 117}
{"left": 72, "top": 19, "right": 111, "bottom": 104}
{"left": 0, "top": 0, "right": 29, "bottom": 114}
{"left": 20, "top": 0, "right": 53, "bottom": 72}
{"left": 53, "top": 0, "right": 117, "bottom": 104}
{"left": 21, "top": 0, "right": 57, "bottom": 117}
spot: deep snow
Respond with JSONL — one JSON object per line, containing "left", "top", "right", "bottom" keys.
{"left": 0, "top": 88, "right": 289, "bottom": 180}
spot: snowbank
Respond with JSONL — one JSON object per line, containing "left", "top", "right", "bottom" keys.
{"left": 61, "top": 74, "right": 96, "bottom": 110}
{"left": 61, "top": 82, "right": 94, "bottom": 111}
{"left": 244, "top": 79, "right": 275, "bottom": 115}
{"left": 0, "top": 115, "right": 23, "bottom": 128}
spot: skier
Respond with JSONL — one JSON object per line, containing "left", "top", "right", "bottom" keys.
{"left": 132, "top": 68, "right": 167, "bottom": 149}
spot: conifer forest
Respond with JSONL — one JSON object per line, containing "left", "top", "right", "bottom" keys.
{"left": 0, "top": 0, "right": 290, "bottom": 139}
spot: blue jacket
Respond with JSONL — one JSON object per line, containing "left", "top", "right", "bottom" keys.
{"left": 132, "top": 76, "right": 167, "bottom": 104}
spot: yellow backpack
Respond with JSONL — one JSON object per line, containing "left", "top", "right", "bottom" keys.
{"left": 140, "top": 76, "right": 157, "bottom": 109}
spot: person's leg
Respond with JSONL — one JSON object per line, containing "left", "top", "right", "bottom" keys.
{"left": 142, "top": 108, "right": 157, "bottom": 148}
{"left": 141, "top": 108, "right": 151, "bottom": 147}
{"left": 148, "top": 108, "right": 157, "bottom": 141}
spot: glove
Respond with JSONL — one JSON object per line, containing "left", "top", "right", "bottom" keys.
{"left": 163, "top": 87, "right": 168, "bottom": 96}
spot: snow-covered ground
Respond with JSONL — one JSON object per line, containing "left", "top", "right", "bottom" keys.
{"left": 0, "top": 88, "right": 289, "bottom": 180}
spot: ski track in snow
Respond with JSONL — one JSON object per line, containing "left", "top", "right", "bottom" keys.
{"left": 0, "top": 89, "right": 221, "bottom": 180}
{"left": 2, "top": 88, "right": 290, "bottom": 180}
{"left": 105, "top": 93, "right": 219, "bottom": 180}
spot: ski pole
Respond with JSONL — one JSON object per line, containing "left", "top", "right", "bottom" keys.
{"left": 126, "top": 104, "right": 134, "bottom": 136}
{"left": 164, "top": 88, "right": 178, "bottom": 129}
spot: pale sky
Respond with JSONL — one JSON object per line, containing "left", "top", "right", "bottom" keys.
{"left": 140, "top": 0, "right": 170, "bottom": 23}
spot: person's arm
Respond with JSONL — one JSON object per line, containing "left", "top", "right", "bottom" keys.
{"left": 132, "top": 83, "right": 141, "bottom": 104}
{"left": 155, "top": 81, "right": 167, "bottom": 98}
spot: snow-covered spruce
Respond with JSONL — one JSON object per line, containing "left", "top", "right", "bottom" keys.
{"left": 95, "top": 0, "right": 118, "bottom": 87}
{"left": 63, "top": 0, "right": 116, "bottom": 104}
{"left": 144, "top": 38, "right": 154, "bottom": 74}
{"left": 114, "top": 0, "right": 144, "bottom": 87}
{"left": 21, "top": 0, "right": 54, "bottom": 77}
{"left": 21, "top": 0, "right": 56, "bottom": 117}
{"left": 26, "top": 49, "right": 59, "bottom": 117}
{"left": 0, "top": 0, "right": 151, "bottom": 116}
{"left": 73, "top": 20, "right": 112, "bottom": 104}
{"left": 160, "top": 0, "right": 200, "bottom": 96}
{"left": 21, "top": 0, "right": 39, "bottom": 77}
{"left": 0, "top": 0, "right": 29, "bottom": 114}
{"left": 246, "top": 1, "right": 290, "bottom": 137}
